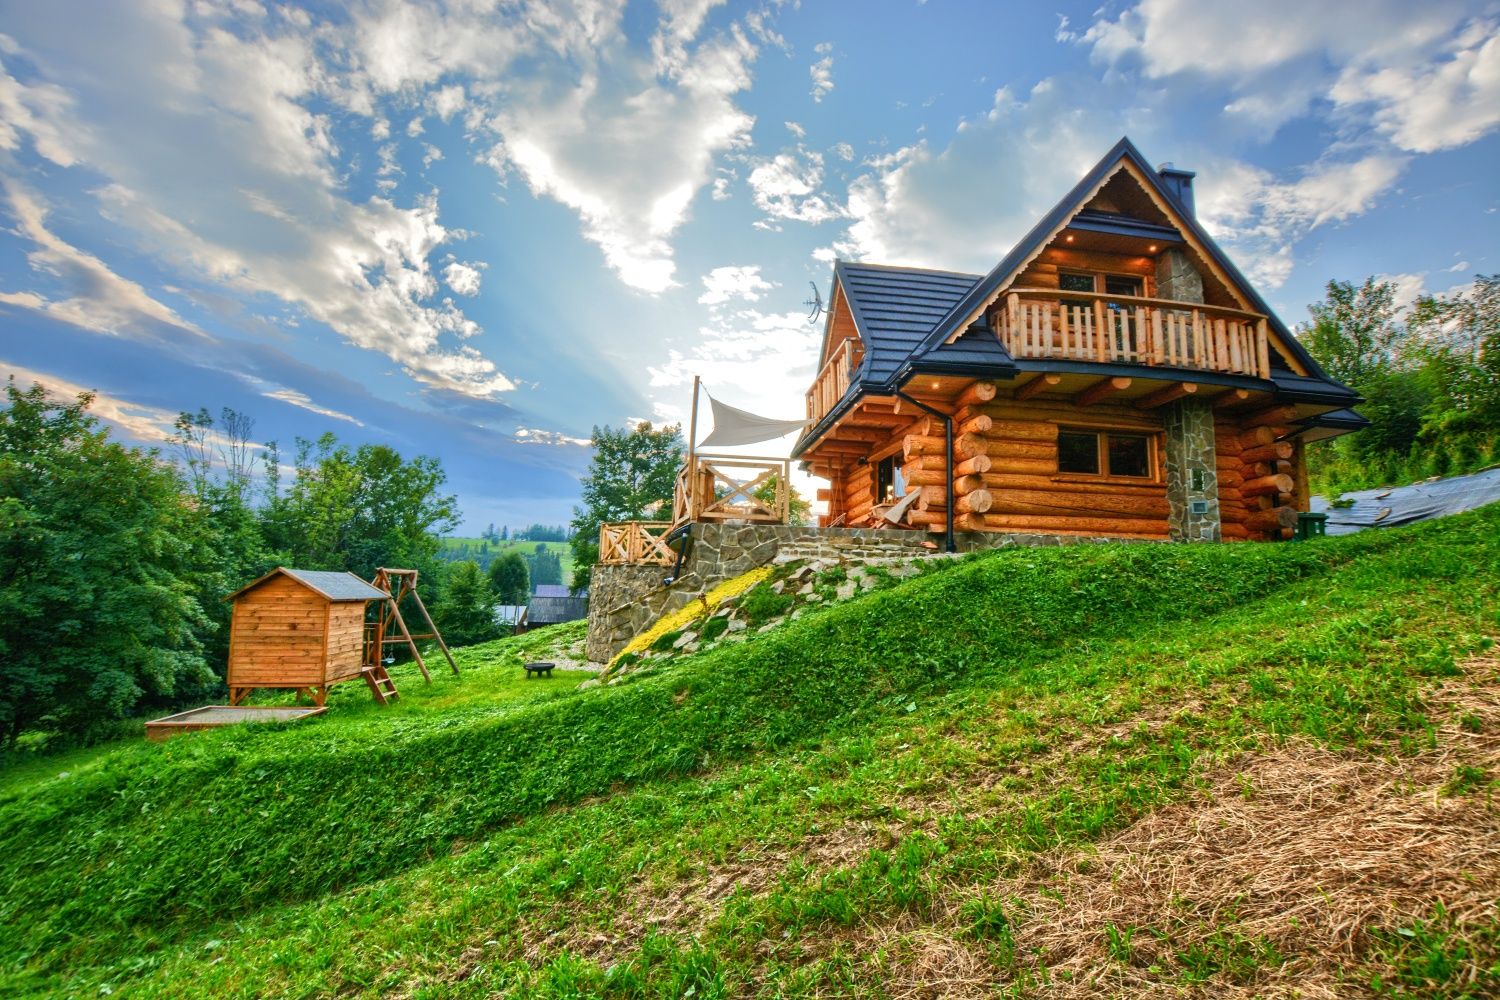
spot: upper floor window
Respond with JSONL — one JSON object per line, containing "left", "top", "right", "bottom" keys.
{"left": 1058, "top": 271, "right": 1145, "bottom": 301}
{"left": 1057, "top": 429, "right": 1154, "bottom": 479}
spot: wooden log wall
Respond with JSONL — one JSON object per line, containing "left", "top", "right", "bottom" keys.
{"left": 1214, "top": 404, "right": 1301, "bottom": 541}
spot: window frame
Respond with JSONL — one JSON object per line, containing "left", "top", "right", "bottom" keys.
{"left": 1057, "top": 270, "right": 1151, "bottom": 300}
{"left": 1054, "top": 427, "right": 1161, "bottom": 483}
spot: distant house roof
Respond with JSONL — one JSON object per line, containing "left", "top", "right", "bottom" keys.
{"left": 226, "top": 567, "right": 388, "bottom": 603}
{"left": 528, "top": 595, "right": 588, "bottom": 626}
{"left": 495, "top": 604, "right": 529, "bottom": 627}
{"left": 532, "top": 584, "right": 574, "bottom": 598}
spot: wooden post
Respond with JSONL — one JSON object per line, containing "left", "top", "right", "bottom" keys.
{"left": 408, "top": 580, "right": 459, "bottom": 676}
{"left": 686, "top": 374, "right": 700, "bottom": 521}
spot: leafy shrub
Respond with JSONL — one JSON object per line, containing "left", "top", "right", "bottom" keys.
{"left": 699, "top": 615, "right": 729, "bottom": 643}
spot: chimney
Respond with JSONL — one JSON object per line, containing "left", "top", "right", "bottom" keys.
{"left": 1156, "top": 162, "right": 1196, "bottom": 218}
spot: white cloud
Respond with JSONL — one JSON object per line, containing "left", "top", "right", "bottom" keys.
{"left": 784, "top": 120, "right": 805, "bottom": 138}
{"left": 0, "top": 181, "right": 203, "bottom": 338}
{"left": 1081, "top": 0, "right": 1500, "bottom": 148}
{"left": 648, "top": 307, "right": 819, "bottom": 432}
{"left": 0, "top": 8, "right": 517, "bottom": 399}
{"left": 513, "top": 425, "right": 591, "bottom": 447}
{"left": 698, "top": 264, "right": 773, "bottom": 306}
{"left": 831, "top": 141, "right": 854, "bottom": 161}
{"left": 429, "top": 83, "right": 465, "bottom": 120}
{"left": 809, "top": 42, "right": 834, "bottom": 103}
{"left": 1197, "top": 154, "right": 1408, "bottom": 287}
{"left": 443, "top": 260, "right": 485, "bottom": 296}
{"left": 832, "top": 83, "right": 1112, "bottom": 269}
{"left": 262, "top": 387, "right": 364, "bottom": 425}
{"left": 746, "top": 147, "right": 844, "bottom": 224}
{"left": 2, "top": 360, "right": 224, "bottom": 446}
{"left": 1447, "top": 260, "right": 1471, "bottom": 273}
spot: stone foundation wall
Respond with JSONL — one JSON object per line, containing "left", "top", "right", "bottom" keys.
{"left": 585, "top": 523, "right": 1143, "bottom": 662}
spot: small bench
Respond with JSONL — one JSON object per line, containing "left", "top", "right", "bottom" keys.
{"left": 523, "top": 661, "right": 555, "bottom": 679}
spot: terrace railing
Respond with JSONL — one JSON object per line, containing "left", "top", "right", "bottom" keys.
{"left": 597, "top": 521, "right": 676, "bottom": 567}
{"left": 996, "top": 288, "right": 1271, "bottom": 380}
{"left": 598, "top": 455, "right": 791, "bottom": 567}
{"left": 806, "top": 338, "right": 859, "bottom": 424}
{"left": 674, "top": 453, "right": 791, "bottom": 525}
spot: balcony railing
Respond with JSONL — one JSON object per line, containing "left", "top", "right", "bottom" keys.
{"left": 674, "top": 453, "right": 791, "bottom": 525}
{"left": 806, "top": 338, "right": 859, "bottom": 424}
{"left": 996, "top": 288, "right": 1271, "bottom": 380}
{"left": 598, "top": 521, "right": 676, "bottom": 567}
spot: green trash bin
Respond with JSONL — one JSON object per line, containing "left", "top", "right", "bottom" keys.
{"left": 1294, "top": 511, "right": 1328, "bottom": 541}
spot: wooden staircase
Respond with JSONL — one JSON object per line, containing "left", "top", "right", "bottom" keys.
{"left": 361, "top": 664, "right": 399, "bottom": 705}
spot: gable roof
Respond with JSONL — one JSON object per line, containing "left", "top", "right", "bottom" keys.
{"left": 226, "top": 567, "right": 388, "bottom": 603}
{"left": 532, "top": 584, "right": 575, "bottom": 598}
{"left": 898, "top": 136, "right": 1335, "bottom": 388}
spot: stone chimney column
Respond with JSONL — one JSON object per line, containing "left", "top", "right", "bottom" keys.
{"left": 1164, "top": 397, "right": 1220, "bottom": 542}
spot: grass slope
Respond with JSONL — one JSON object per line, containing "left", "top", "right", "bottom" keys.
{"left": 2, "top": 511, "right": 1498, "bottom": 997}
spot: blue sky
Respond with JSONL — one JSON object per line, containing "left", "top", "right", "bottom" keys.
{"left": 2, "top": 0, "right": 1497, "bottom": 530}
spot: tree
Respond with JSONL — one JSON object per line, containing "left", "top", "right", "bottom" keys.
{"left": 433, "top": 561, "right": 499, "bottom": 647}
{"left": 526, "top": 549, "right": 563, "bottom": 587}
{"left": 260, "top": 432, "right": 458, "bottom": 581}
{"left": 1300, "top": 277, "right": 1403, "bottom": 387}
{"left": 487, "top": 551, "right": 529, "bottom": 605}
{"left": 568, "top": 421, "right": 683, "bottom": 590}
{"left": 0, "top": 381, "right": 216, "bottom": 745}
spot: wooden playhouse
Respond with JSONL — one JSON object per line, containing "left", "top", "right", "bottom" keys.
{"left": 224, "top": 568, "right": 390, "bottom": 706}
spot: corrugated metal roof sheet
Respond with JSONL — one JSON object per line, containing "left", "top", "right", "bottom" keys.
{"left": 532, "top": 584, "right": 574, "bottom": 598}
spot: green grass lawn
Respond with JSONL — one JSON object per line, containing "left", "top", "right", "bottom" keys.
{"left": 2, "top": 512, "right": 1498, "bottom": 998}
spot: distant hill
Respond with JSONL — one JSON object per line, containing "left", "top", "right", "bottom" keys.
{"left": 3, "top": 505, "right": 1497, "bottom": 997}
{"left": 437, "top": 536, "right": 573, "bottom": 586}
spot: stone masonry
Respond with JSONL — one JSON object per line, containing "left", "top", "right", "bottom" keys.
{"left": 1154, "top": 248, "right": 1204, "bottom": 304}
{"left": 586, "top": 522, "right": 1144, "bottom": 662}
{"left": 1163, "top": 396, "right": 1222, "bottom": 542}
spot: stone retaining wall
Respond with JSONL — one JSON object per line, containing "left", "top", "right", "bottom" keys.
{"left": 586, "top": 523, "right": 1142, "bottom": 663}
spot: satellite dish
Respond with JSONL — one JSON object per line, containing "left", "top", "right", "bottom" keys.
{"left": 803, "top": 281, "right": 825, "bottom": 324}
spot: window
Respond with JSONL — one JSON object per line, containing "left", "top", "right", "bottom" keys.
{"left": 1059, "top": 272, "right": 1095, "bottom": 294}
{"left": 1057, "top": 429, "right": 1154, "bottom": 479}
{"left": 1103, "top": 275, "right": 1143, "bottom": 298}
{"left": 875, "top": 454, "right": 904, "bottom": 503}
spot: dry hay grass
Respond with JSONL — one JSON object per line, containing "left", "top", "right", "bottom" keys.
{"left": 498, "top": 656, "right": 1500, "bottom": 998}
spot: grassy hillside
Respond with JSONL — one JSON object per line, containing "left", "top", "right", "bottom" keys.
{"left": 2, "top": 510, "right": 1498, "bottom": 997}
{"left": 438, "top": 536, "right": 574, "bottom": 582}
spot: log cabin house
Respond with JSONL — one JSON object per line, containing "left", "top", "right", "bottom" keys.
{"left": 796, "top": 137, "right": 1367, "bottom": 544}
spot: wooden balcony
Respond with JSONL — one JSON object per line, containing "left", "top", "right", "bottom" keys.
{"left": 598, "top": 521, "right": 676, "bottom": 567}
{"left": 806, "top": 339, "right": 859, "bottom": 424}
{"left": 996, "top": 288, "right": 1271, "bottom": 380}
{"left": 673, "top": 454, "right": 791, "bottom": 525}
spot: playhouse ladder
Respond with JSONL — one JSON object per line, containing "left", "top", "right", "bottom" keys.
{"left": 361, "top": 664, "right": 400, "bottom": 705}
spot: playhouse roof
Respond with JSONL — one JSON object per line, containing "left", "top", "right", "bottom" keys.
{"left": 226, "top": 567, "right": 389, "bottom": 603}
